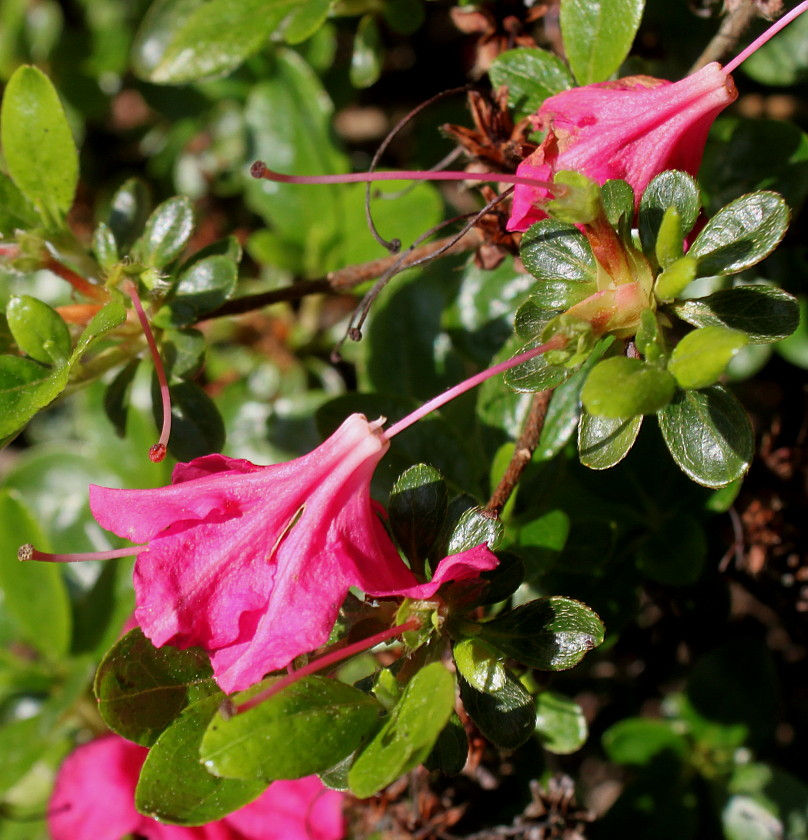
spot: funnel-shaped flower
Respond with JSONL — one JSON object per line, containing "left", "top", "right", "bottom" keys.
{"left": 507, "top": 62, "right": 737, "bottom": 231}
{"left": 49, "top": 734, "right": 344, "bottom": 840}
{"left": 89, "top": 414, "right": 498, "bottom": 692}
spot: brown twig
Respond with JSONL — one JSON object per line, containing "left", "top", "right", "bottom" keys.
{"left": 486, "top": 389, "right": 553, "bottom": 515}
{"left": 205, "top": 230, "right": 483, "bottom": 320}
{"left": 690, "top": 0, "right": 779, "bottom": 72}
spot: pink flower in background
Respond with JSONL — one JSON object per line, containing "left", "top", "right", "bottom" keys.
{"left": 507, "top": 62, "right": 738, "bottom": 232}
{"left": 48, "top": 735, "right": 344, "bottom": 840}
{"left": 89, "top": 413, "right": 498, "bottom": 692}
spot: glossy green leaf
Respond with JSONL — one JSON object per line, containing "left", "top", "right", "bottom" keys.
{"left": 0, "top": 65, "right": 78, "bottom": 226}
{"left": 134, "top": 0, "right": 304, "bottom": 84}
{"left": 689, "top": 192, "right": 790, "bottom": 277}
{"left": 639, "top": 170, "right": 701, "bottom": 260}
{"left": 73, "top": 293, "right": 128, "bottom": 359}
{"left": 107, "top": 178, "right": 153, "bottom": 252}
{"left": 658, "top": 385, "right": 753, "bottom": 487}
{"left": 389, "top": 464, "right": 448, "bottom": 565}
{"left": 535, "top": 691, "right": 588, "bottom": 754}
{"left": 489, "top": 48, "right": 575, "bottom": 118}
{"left": 602, "top": 178, "right": 635, "bottom": 240}
{"left": 92, "top": 222, "right": 119, "bottom": 272}
{"left": 446, "top": 506, "right": 504, "bottom": 554}
{"left": 520, "top": 220, "right": 598, "bottom": 310}
{"left": 424, "top": 714, "right": 468, "bottom": 776}
{"left": 283, "top": 0, "right": 331, "bottom": 44}
{"left": 350, "top": 15, "right": 382, "bottom": 89}
{"left": 504, "top": 337, "right": 573, "bottom": 393}
{"left": 6, "top": 296, "right": 70, "bottom": 365}
{"left": 201, "top": 676, "right": 381, "bottom": 781}
{"left": 133, "top": 196, "right": 195, "bottom": 268}
{"left": 453, "top": 639, "right": 507, "bottom": 694}
{"left": 671, "top": 285, "right": 800, "bottom": 344}
{"left": 578, "top": 411, "right": 643, "bottom": 469}
{"left": 161, "top": 328, "right": 206, "bottom": 379}
{"left": 0, "top": 355, "right": 69, "bottom": 440}
{"left": 458, "top": 669, "right": 535, "bottom": 750}
{"left": 561, "top": 0, "right": 645, "bottom": 85}
{"left": 478, "top": 596, "right": 605, "bottom": 670}
{"left": 159, "top": 380, "right": 225, "bottom": 461}
{"left": 0, "top": 172, "right": 38, "bottom": 236}
{"left": 349, "top": 663, "right": 455, "bottom": 798}
{"left": 94, "top": 627, "right": 218, "bottom": 747}
{"left": 0, "top": 490, "right": 71, "bottom": 657}
{"left": 582, "top": 357, "right": 676, "bottom": 417}
{"left": 153, "top": 255, "right": 238, "bottom": 328}
{"left": 136, "top": 695, "right": 267, "bottom": 825}
{"left": 668, "top": 326, "right": 748, "bottom": 390}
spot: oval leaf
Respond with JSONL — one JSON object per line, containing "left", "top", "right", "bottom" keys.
{"left": 458, "top": 670, "right": 535, "bottom": 751}
{"left": 94, "top": 627, "right": 218, "bottom": 747}
{"left": 689, "top": 191, "right": 790, "bottom": 277}
{"left": 639, "top": 170, "right": 701, "bottom": 260}
{"left": 582, "top": 357, "right": 676, "bottom": 418}
{"left": 668, "top": 326, "right": 748, "bottom": 390}
{"left": 0, "top": 65, "right": 78, "bottom": 226}
{"left": 658, "top": 385, "right": 754, "bottom": 487}
{"left": 348, "top": 663, "right": 455, "bottom": 798}
{"left": 578, "top": 410, "right": 643, "bottom": 469}
{"left": 489, "top": 48, "right": 575, "bottom": 118}
{"left": 201, "top": 676, "right": 381, "bottom": 782}
{"left": 535, "top": 691, "right": 588, "bottom": 755}
{"left": 134, "top": 196, "right": 195, "bottom": 269}
{"left": 389, "top": 464, "right": 448, "bottom": 565}
{"left": 561, "top": 0, "right": 645, "bottom": 85}
{"left": 6, "top": 296, "right": 71, "bottom": 365}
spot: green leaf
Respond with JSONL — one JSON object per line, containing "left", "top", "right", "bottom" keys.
{"left": 724, "top": 764, "right": 808, "bottom": 840}
{"left": 283, "top": 0, "right": 331, "bottom": 44}
{"left": 134, "top": 0, "right": 304, "bottom": 84}
{"left": 535, "top": 691, "right": 588, "bottom": 754}
{"left": 671, "top": 286, "right": 800, "bottom": 344}
{"left": 107, "top": 177, "right": 152, "bottom": 252}
{"left": 0, "top": 355, "right": 69, "bottom": 440}
{"left": 457, "top": 669, "right": 535, "bottom": 750}
{"left": 668, "top": 326, "right": 748, "bottom": 390}
{"left": 603, "top": 718, "right": 689, "bottom": 766}
{"left": 94, "top": 627, "right": 218, "bottom": 747}
{"left": 741, "top": 7, "right": 808, "bottom": 86}
{"left": 654, "top": 206, "right": 684, "bottom": 269}
{"left": 602, "top": 178, "right": 635, "bottom": 240}
{"left": 578, "top": 411, "right": 642, "bottom": 469}
{"left": 153, "top": 255, "right": 238, "bottom": 328}
{"left": 689, "top": 192, "right": 790, "bottom": 277}
{"left": 658, "top": 385, "right": 753, "bottom": 487}
{"left": 478, "top": 596, "right": 605, "bottom": 670}
{"left": 520, "top": 220, "right": 598, "bottom": 310}
{"left": 201, "top": 676, "right": 381, "bottom": 781}
{"left": 0, "top": 172, "right": 39, "bottom": 236}
{"left": 6, "top": 296, "right": 71, "bottom": 365}
{"left": 655, "top": 255, "right": 698, "bottom": 302}
{"left": 92, "top": 222, "right": 119, "bottom": 272}
{"left": 560, "top": 0, "right": 645, "bottom": 85}
{"left": 350, "top": 15, "right": 382, "bottom": 89}
{"left": 424, "top": 715, "right": 468, "bottom": 776}
{"left": 0, "top": 490, "right": 71, "bottom": 657}
{"left": 134, "top": 196, "right": 195, "bottom": 268}
{"left": 489, "top": 48, "right": 575, "bottom": 118}
{"left": 0, "top": 65, "right": 78, "bottom": 226}
{"left": 446, "top": 506, "right": 504, "bottom": 555}
{"left": 639, "top": 170, "right": 701, "bottom": 261}
{"left": 453, "top": 639, "right": 508, "bottom": 694}
{"left": 582, "top": 357, "right": 676, "bottom": 417}
{"left": 504, "top": 337, "right": 573, "bottom": 393}
{"left": 349, "top": 663, "right": 455, "bottom": 798}
{"left": 389, "top": 464, "right": 448, "bottom": 565}
{"left": 636, "top": 513, "right": 707, "bottom": 585}
{"left": 72, "top": 293, "right": 128, "bottom": 359}
{"left": 161, "top": 328, "right": 206, "bottom": 379}
{"left": 136, "top": 695, "right": 267, "bottom": 825}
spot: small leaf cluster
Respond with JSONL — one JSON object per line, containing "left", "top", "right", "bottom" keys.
{"left": 506, "top": 170, "right": 798, "bottom": 487}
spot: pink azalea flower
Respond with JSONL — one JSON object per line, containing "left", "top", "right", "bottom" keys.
{"left": 88, "top": 413, "right": 499, "bottom": 692}
{"left": 48, "top": 734, "right": 344, "bottom": 840}
{"left": 507, "top": 62, "right": 738, "bottom": 232}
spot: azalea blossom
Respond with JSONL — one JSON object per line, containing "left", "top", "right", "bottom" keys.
{"left": 506, "top": 62, "right": 737, "bottom": 232}
{"left": 48, "top": 734, "right": 344, "bottom": 840}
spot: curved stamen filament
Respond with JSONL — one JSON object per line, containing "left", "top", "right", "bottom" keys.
{"left": 234, "top": 617, "right": 420, "bottom": 715}
{"left": 383, "top": 335, "right": 568, "bottom": 441}
{"left": 124, "top": 282, "right": 171, "bottom": 462}
{"left": 250, "top": 161, "right": 563, "bottom": 195}
{"left": 19, "top": 544, "right": 145, "bottom": 563}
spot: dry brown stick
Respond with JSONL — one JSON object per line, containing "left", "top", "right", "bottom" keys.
{"left": 690, "top": 0, "right": 776, "bottom": 72}
{"left": 206, "top": 229, "right": 484, "bottom": 319}
{"left": 486, "top": 389, "right": 553, "bottom": 516}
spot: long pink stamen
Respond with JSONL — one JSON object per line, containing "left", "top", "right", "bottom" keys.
{"left": 18, "top": 544, "right": 146, "bottom": 563}
{"left": 384, "top": 335, "right": 567, "bottom": 441}
{"left": 723, "top": 0, "right": 808, "bottom": 75}
{"left": 124, "top": 282, "right": 171, "bottom": 463}
{"left": 250, "top": 161, "right": 561, "bottom": 194}
{"left": 235, "top": 617, "right": 420, "bottom": 714}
